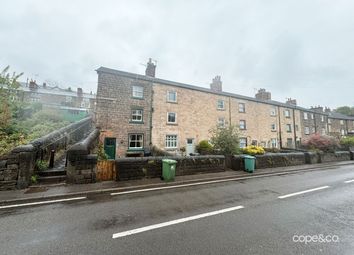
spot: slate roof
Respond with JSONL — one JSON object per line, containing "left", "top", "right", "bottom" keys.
{"left": 97, "top": 66, "right": 354, "bottom": 120}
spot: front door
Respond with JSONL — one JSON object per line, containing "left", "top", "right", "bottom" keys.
{"left": 104, "top": 137, "right": 116, "bottom": 159}
{"left": 186, "top": 138, "right": 195, "bottom": 156}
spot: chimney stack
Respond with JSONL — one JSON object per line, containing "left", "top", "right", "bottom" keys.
{"left": 324, "top": 107, "right": 331, "bottom": 113}
{"left": 210, "top": 76, "right": 222, "bottom": 92}
{"left": 311, "top": 106, "right": 324, "bottom": 113}
{"left": 286, "top": 98, "right": 297, "bottom": 106}
{"left": 77, "top": 87, "right": 83, "bottom": 97}
{"left": 43, "top": 82, "right": 47, "bottom": 88}
{"left": 29, "top": 80, "right": 38, "bottom": 90}
{"left": 255, "top": 88, "right": 271, "bottom": 100}
{"left": 145, "top": 58, "right": 156, "bottom": 77}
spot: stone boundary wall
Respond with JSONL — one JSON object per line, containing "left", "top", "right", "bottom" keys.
{"left": 228, "top": 151, "right": 353, "bottom": 171}
{"left": 0, "top": 116, "right": 93, "bottom": 190}
{"left": 116, "top": 155, "right": 225, "bottom": 181}
{"left": 66, "top": 128, "right": 99, "bottom": 184}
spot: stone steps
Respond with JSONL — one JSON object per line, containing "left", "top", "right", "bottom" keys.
{"left": 37, "top": 175, "right": 66, "bottom": 184}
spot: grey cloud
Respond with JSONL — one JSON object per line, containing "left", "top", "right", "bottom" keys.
{"left": 1, "top": 0, "right": 354, "bottom": 108}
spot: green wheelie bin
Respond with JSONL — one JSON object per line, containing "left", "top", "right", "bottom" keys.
{"left": 243, "top": 155, "right": 256, "bottom": 173}
{"left": 162, "top": 159, "right": 177, "bottom": 181}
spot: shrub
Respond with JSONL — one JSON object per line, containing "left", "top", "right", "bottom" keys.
{"left": 97, "top": 142, "right": 108, "bottom": 160}
{"left": 301, "top": 133, "right": 339, "bottom": 152}
{"left": 36, "top": 160, "right": 48, "bottom": 171}
{"left": 196, "top": 140, "right": 213, "bottom": 155}
{"left": 340, "top": 136, "right": 354, "bottom": 150}
{"left": 242, "top": 145, "right": 265, "bottom": 155}
{"left": 210, "top": 125, "right": 239, "bottom": 155}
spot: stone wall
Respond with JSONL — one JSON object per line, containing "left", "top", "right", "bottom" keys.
{"left": 95, "top": 69, "right": 153, "bottom": 157}
{"left": 66, "top": 129, "right": 100, "bottom": 184}
{"left": 116, "top": 155, "right": 225, "bottom": 181}
{"left": 318, "top": 151, "right": 351, "bottom": 163}
{"left": 228, "top": 151, "right": 352, "bottom": 171}
{"left": 0, "top": 116, "right": 93, "bottom": 190}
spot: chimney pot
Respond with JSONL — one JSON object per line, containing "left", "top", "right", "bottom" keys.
{"left": 145, "top": 58, "right": 156, "bottom": 77}
{"left": 255, "top": 88, "right": 271, "bottom": 100}
{"left": 210, "top": 76, "right": 222, "bottom": 92}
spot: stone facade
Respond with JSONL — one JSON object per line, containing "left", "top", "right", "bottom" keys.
{"left": 95, "top": 69, "right": 153, "bottom": 157}
{"left": 95, "top": 63, "right": 354, "bottom": 157}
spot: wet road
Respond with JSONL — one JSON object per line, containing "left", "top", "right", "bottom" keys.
{"left": 1, "top": 165, "right": 354, "bottom": 254}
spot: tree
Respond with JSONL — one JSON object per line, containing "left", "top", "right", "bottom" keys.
{"left": 335, "top": 106, "right": 354, "bottom": 116}
{"left": 210, "top": 125, "right": 240, "bottom": 155}
{"left": 0, "top": 66, "right": 23, "bottom": 129}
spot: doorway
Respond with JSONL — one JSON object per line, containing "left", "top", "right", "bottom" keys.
{"left": 186, "top": 138, "right": 195, "bottom": 156}
{"left": 104, "top": 137, "right": 116, "bottom": 159}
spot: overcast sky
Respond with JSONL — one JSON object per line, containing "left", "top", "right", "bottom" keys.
{"left": 1, "top": 0, "right": 354, "bottom": 109}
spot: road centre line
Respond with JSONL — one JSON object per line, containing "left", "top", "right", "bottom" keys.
{"left": 0, "top": 196, "right": 87, "bottom": 209}
{"left": 112, "top": 205, "right": 244, "bottom": 239}
{"left": 278, "top": 186, "right": 330, "bottom": 199}
{"left": 344, "top": 179, "right": 354, "bottom": 183}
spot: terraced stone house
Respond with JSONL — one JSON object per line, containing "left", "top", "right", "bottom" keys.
{"left": 95, "top": 59, "right": 354, "bottom": 158}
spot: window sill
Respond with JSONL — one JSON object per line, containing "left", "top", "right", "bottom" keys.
{"left": 165, "top": 148, "right": 178, "bottom": 151}
{"left": 131, "top": 97, "right": 144, "bottom": 100}
{"left": 167, "top": 101, "right": 178, "bottom": 104}
{"left": 271, "top": 130, "right": 277, "bottom": 132}
{"left": 217, "top": 108, "right": 226, "bottom": 111}
{"left": 239, "top": 111, "right": 246, "bottom": 113}
{"left": 129, "top": 121, "right": 144, "bottom": 124}
{"left": 127, "top": 148, "right": 144, "bottom": 152}
{"left": 167, "top": 123, "right": 178, "bottom": 126}
{"left": 239, "top": 128, "right": 247, "bottom": 130}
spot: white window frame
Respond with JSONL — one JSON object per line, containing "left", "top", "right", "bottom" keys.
{"left": 128, "top": 134, "right": 144, "bottom": 149}
{"left": 271, "top": 123, "right": 277, "bottom": 131}
{"left": 131, "top": 109, "right": 143, "bottom": 122}
{"left": 321, "top": 115, "right": 325, "bottom": 122}
{"left": 328, "top": 118, "right": 332, "bottom": 124}
{"left": 284, "top": 110, "right": 290, "bottom": 118}
{"left": 286, "top": 124, "right": 292, "bottom": 132}
{"left": 238, "top": 103, "right": 245, "bottom": 113}
{"left": 218, "top": 117, "right": 225, "bottom": 128}
{"left": 271, "top": 138, "right": 277, "bottom": 148}
{"left": 340, "top": 120, "right": 344, "bottom": 125}
{"left": 304, "top": 127, "right": 310, "bottom": 135}
{"left": 239, "top": 138, "right": 247, "bottom": 148}
{"left": 167, "top": 91, "right": 177, "bottom": 103}
{"left": 321, "top": 128, "right": 326, "bottom": 135}
{"left": 311, "top": 114, "right": 314, "bottom": 119}
{"left": 167, "top": 112, "right": 177, "bottom": 124}
{"left": 341, "top": 129, "right": 345, "bottom": 135}
{"left": 132, "top": 85, "right": 144, "bottom": 98}
{"left": 270, "top": 107, "right": 276, "bottom": 116}
{"left": 303, "top": 112, "right": 308, "bottom": 120}
{"left": 239, "top": 120, "right": 246, "bottom": 130}
{"left": 165, "top": 135, "right": 178, "bottom": 149}
{"left": 217, "top": 99, "right": 225, "bottom": 110}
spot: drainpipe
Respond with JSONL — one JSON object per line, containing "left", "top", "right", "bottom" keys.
{"left": 292, "top": 108, "right": 297, "bottom": 149}
{"left": 313, "top": 113, "right": 317, "bottom": 133}
{"left": 149, "top": 85, "right": 154, "bottom": 147}
{"left": 277, "top": 106, "right": 282, "bottom": 149}
{"left": 228, "top": 96, "right": 231, "bottom": 126}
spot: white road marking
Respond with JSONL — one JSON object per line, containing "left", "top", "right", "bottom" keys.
{"left": 0, "top": 196, "right": 87, "bottom": 209}
{"left": 112, "top": 205, "right": 244, "bottom": 239}
{"left": 344, "top": 179, "right": 354, "bottom": 183}
{"left": 278, "top": 186, "right": 330, "bottom": 199}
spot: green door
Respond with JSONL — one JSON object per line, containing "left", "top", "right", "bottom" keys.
{"left": 104, "top": 137, "right": 116, "bottom": 159}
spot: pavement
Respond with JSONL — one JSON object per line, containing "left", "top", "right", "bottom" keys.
{"left": 1, "top": 162, "right": 354, "bottom": 254}
{"left": 0, "top": 160, "right": 353, "bottom": 205}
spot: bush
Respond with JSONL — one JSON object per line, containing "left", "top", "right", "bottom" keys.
{"left": 340, "top": 136, "right": 354, "bottom": 150}
{"left": 36, "top": 160, "right": 48, "bottom": 171}
{"left": 210, "top": 125, "right": 239, "bottom": 155}
{"left": 301, "top": 133, "right": 339, "bottom": 152}
{"left": 264, "top": 147, "right": 280, "bottom": 153}
{"left": 196, "top": 140, "right": 213, "bottom": 155}
{"left": 242, "top": 145, "right": 265, "bottom": 155}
